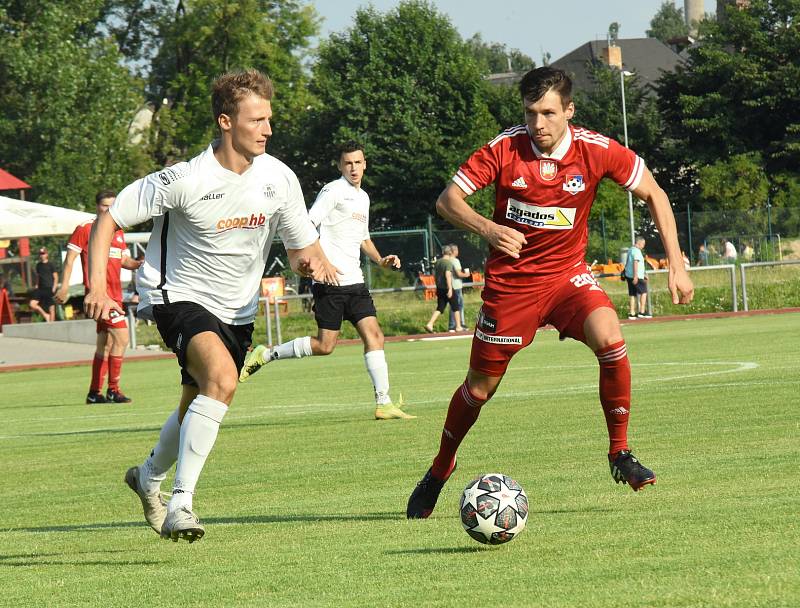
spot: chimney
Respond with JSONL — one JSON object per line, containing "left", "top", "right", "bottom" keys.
{"left": 604, "top": 45, "right": 622, "bottom": 69}
{"left": 684, "top": 0, "right": 704, "bottom": 36}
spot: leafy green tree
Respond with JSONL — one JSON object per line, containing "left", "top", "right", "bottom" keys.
{"left": 0, "top": 0, "right": 151, "bottom": 210}
{"left": 463, "top": 33, "right": 533, "bottom": 133}
{"left": 300, "top": 0, "right": 498, "bottom": 228}
{"left": 572, "top": 62, "right": 666, "bottom": 253}
{"left": 657, "top": 0, "right": 800, "bottom": 212}
{"left": 96, "top": 0, "right": 172, "bottom": 72}
{"left": 146, "top": 0, "right": 319, "bottom": 165}
{"left": 647, "top": 1, "right": 690, "bottom": 46}
{"left": 465, "top": 33, "right": 535, "bottom": 74}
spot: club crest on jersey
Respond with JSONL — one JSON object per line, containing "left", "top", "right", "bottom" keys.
{"left": 563, "top": 174, "right": 586, "bottom": 195}
{"left": 262, "top": 183, "right": 276, "bottom": 199}
{"left": 539, "top": 160, "right": 557, "bottom": 181}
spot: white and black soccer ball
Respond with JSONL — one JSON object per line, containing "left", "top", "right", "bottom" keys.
{"left": 460, "top": 473, "right": 528, "bottom": 545}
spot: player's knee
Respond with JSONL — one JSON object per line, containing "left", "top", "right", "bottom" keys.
{"left": 594, "top": 334, "right": 624, "bottom": 352}
{"left": 464, "top": 382, "right": 495, "bottom": 403}
{"left": 205, "top": 373, "right": 237, "bottom": 403}
{"left": 315, "top": 342, "right": 336, "bottom": 356}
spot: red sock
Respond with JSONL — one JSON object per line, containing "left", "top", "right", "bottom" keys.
{"left": 107, "top": 355, "right": 123, "bottom": 392}
{"left": 596, "top": 340, "right": 631, "bottom": 455}
{"left": 431, "top": 381, "right": 487, "bottom": 479}
{"left": 90, "top": 354, "right": 107, "bottom": 393}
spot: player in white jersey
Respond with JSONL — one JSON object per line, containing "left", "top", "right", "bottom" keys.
{"left": 239, "top": 141, "right": 415, "bottom": 420}
{"left": 84, "top": 69, "right": 338, "bottom": 543}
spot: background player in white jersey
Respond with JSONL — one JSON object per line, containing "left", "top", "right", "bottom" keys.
{"left": 406, "top": 67, "right": 694, "bottom": 519}
{"left": 84, "top": 69, "right": 338, "bottom": 543}
{"left": 240, "top": 141, "right": 415, "bottom": 421}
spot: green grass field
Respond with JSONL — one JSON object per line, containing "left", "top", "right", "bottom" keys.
{"left": 2, "top": 314, "right": 799, "bottom": 607}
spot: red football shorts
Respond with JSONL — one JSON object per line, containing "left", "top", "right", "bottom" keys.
{"left": 96, "top": 307, "right": 128, "bottom": 333}
{"left": 469, "top": 264, "right": 615, "bottom": 376}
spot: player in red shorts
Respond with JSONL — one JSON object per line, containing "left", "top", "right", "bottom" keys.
{"left": 407, "top": 67, "right": 694, "bottom": 518}
{"left": 56, "top": 190, "right": 142, "bottom": 404}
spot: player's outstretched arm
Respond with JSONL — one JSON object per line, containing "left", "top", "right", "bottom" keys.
{"left": 287, "top": 240, "right": 340, "bottom": 285}
{"left": 436, "top": 183, "right": 526, "bottom": 259}
{"left": 632, "top": 169, "right": 694, "bottom": 304}
{"left": 361, "top": 239, "right": 401, "bottom": 269}
{"left": 55, "top": 249, "right": 79, "bottom": 304}
{"left": 84, "top": 213, "right": 124, "bottom": 321}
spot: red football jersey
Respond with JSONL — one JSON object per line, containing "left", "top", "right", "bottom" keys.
{"left": 66, "top": 220, "right": 127, "bottom": 302}
{"left": 453, "top": 124, "right": 644, "bottom": 290}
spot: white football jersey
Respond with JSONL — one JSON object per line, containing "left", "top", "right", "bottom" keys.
{"left": 308, "top": 177, "right": 370, "bottom": 286}
{"left": 111, "top": 144, "right": 318, "bottom": 324}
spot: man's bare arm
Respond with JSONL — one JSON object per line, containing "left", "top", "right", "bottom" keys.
{"left": 631, "top": 169, "right": 694, "bottom": 304}
{"left": 287, "top": 240, "right": 340, "bottom": 285}
{"left": 84, "top": 213, "right": 123, "bottom": 320}
{"left": 436, "top": 183, "right": 526, "bottom": 258}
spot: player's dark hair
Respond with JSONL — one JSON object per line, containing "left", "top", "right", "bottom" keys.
{"left": 212, "top": 69, "right": 274, "bottom": 123}
{"left": 518, "top": 67, "right": 573, "bottom": 108}
{"left": 337, "top": 140, "right": 365, "bottom": 160}
{"left": 95, "top": 189, "right": 116, "bottom": 205}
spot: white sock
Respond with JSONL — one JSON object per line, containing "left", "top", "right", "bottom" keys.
{"left": 169, "top": 394, "right": 228, "bottom": 513}
{"left": 272, "top": 336, "right": 312, "bottom": 360}
{"left": 140, "top": 406, "right": 181, "bottom": 495}
{"left": 365, "top": 350, "right": 391, "bottom": 405}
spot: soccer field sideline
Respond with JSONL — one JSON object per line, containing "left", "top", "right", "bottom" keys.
{"left": 2, "top": 306, "right": 799, "bottom": 374}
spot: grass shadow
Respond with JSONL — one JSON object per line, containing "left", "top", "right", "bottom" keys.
{"left": 386, "top": 546, "right": 487, "bottom": 555}
{"left": 0, "top": 549, "right": 162, "bottom": 568}
{"left": 11, "top": 511, "right": 404, "bottom": 533}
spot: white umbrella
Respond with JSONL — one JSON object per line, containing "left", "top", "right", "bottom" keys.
{"left": 0, "top": 195, "right": 94, "bottom": 239}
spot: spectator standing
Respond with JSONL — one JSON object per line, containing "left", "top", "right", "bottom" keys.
{"left": 623, "top": 237, "right": 649, "bottom": 320}
{"left": 697, "top": 243, "right": 709, "bottom": 267}
{"left": 425, "top": 245, "right": 464, "bottom": 333}
{"left": 447, "top": 244, "right": 471, "bottom": 332}
{"left": 723, "top": 240, "right": 738, "bottom": 264}
{"left": 29, "top": 247, "right": 58, "bottom": 322}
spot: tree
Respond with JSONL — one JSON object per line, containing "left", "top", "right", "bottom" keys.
{"left": 657, "top": 0, "right": 800, "bottom": 209}
{"left": 572, "top": 62, "right": 665, "bottom": 254}
{"left": 0, "top": 0, "right": 151, "bottom": 210}
{"left": 300, "top": 0, "right": 499, "bottom": 228}
{"left": 146, "top": 0, "right": 319, "bottom": 165}
{"left": 465, "top": 33, "right": 535, "bottom": 74}
{"left": 96, "top": 0, "right": 172, "bottom": 73}
{"left": 647, "top": 1, "right": 690, "bottom": 46}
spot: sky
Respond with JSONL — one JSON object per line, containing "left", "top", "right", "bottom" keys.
{"left": 311, "top": 0, "right": 717, "bottom": 63}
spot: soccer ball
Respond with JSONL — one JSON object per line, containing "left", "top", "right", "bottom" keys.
{"left": 459, "top": 473, "right": 528, "bottom": 545}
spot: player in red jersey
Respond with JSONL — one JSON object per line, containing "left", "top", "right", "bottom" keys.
{"left": 407, "top": 67, "right": 694, "bottom": 518}
{"left": 56, "top": 190, "right": 142, "bottom": 404}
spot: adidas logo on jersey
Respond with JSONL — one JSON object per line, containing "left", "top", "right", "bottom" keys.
{"left": 511, "top": 176, "right": 527, "bottom": 189}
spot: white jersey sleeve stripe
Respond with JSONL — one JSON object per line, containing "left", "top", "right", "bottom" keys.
{"left": 489, "top": 125, "right": 527, "bottom": 148}
{"left": 624, "top": 156, "right": 645, "bottom": 191}
{"left": 453, "top": 170, "right": 477, "bottom": 195}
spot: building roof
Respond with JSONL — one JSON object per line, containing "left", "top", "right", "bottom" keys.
{"left": 551, "top": 38, "right": 683, "bottom": 93}
{"left": 0, "top": 168, "right": 31, "bottom": 191}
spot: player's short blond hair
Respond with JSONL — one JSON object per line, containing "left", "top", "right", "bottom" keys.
{"left": 211, "top": 69, "right": 273, "bottom": 122}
